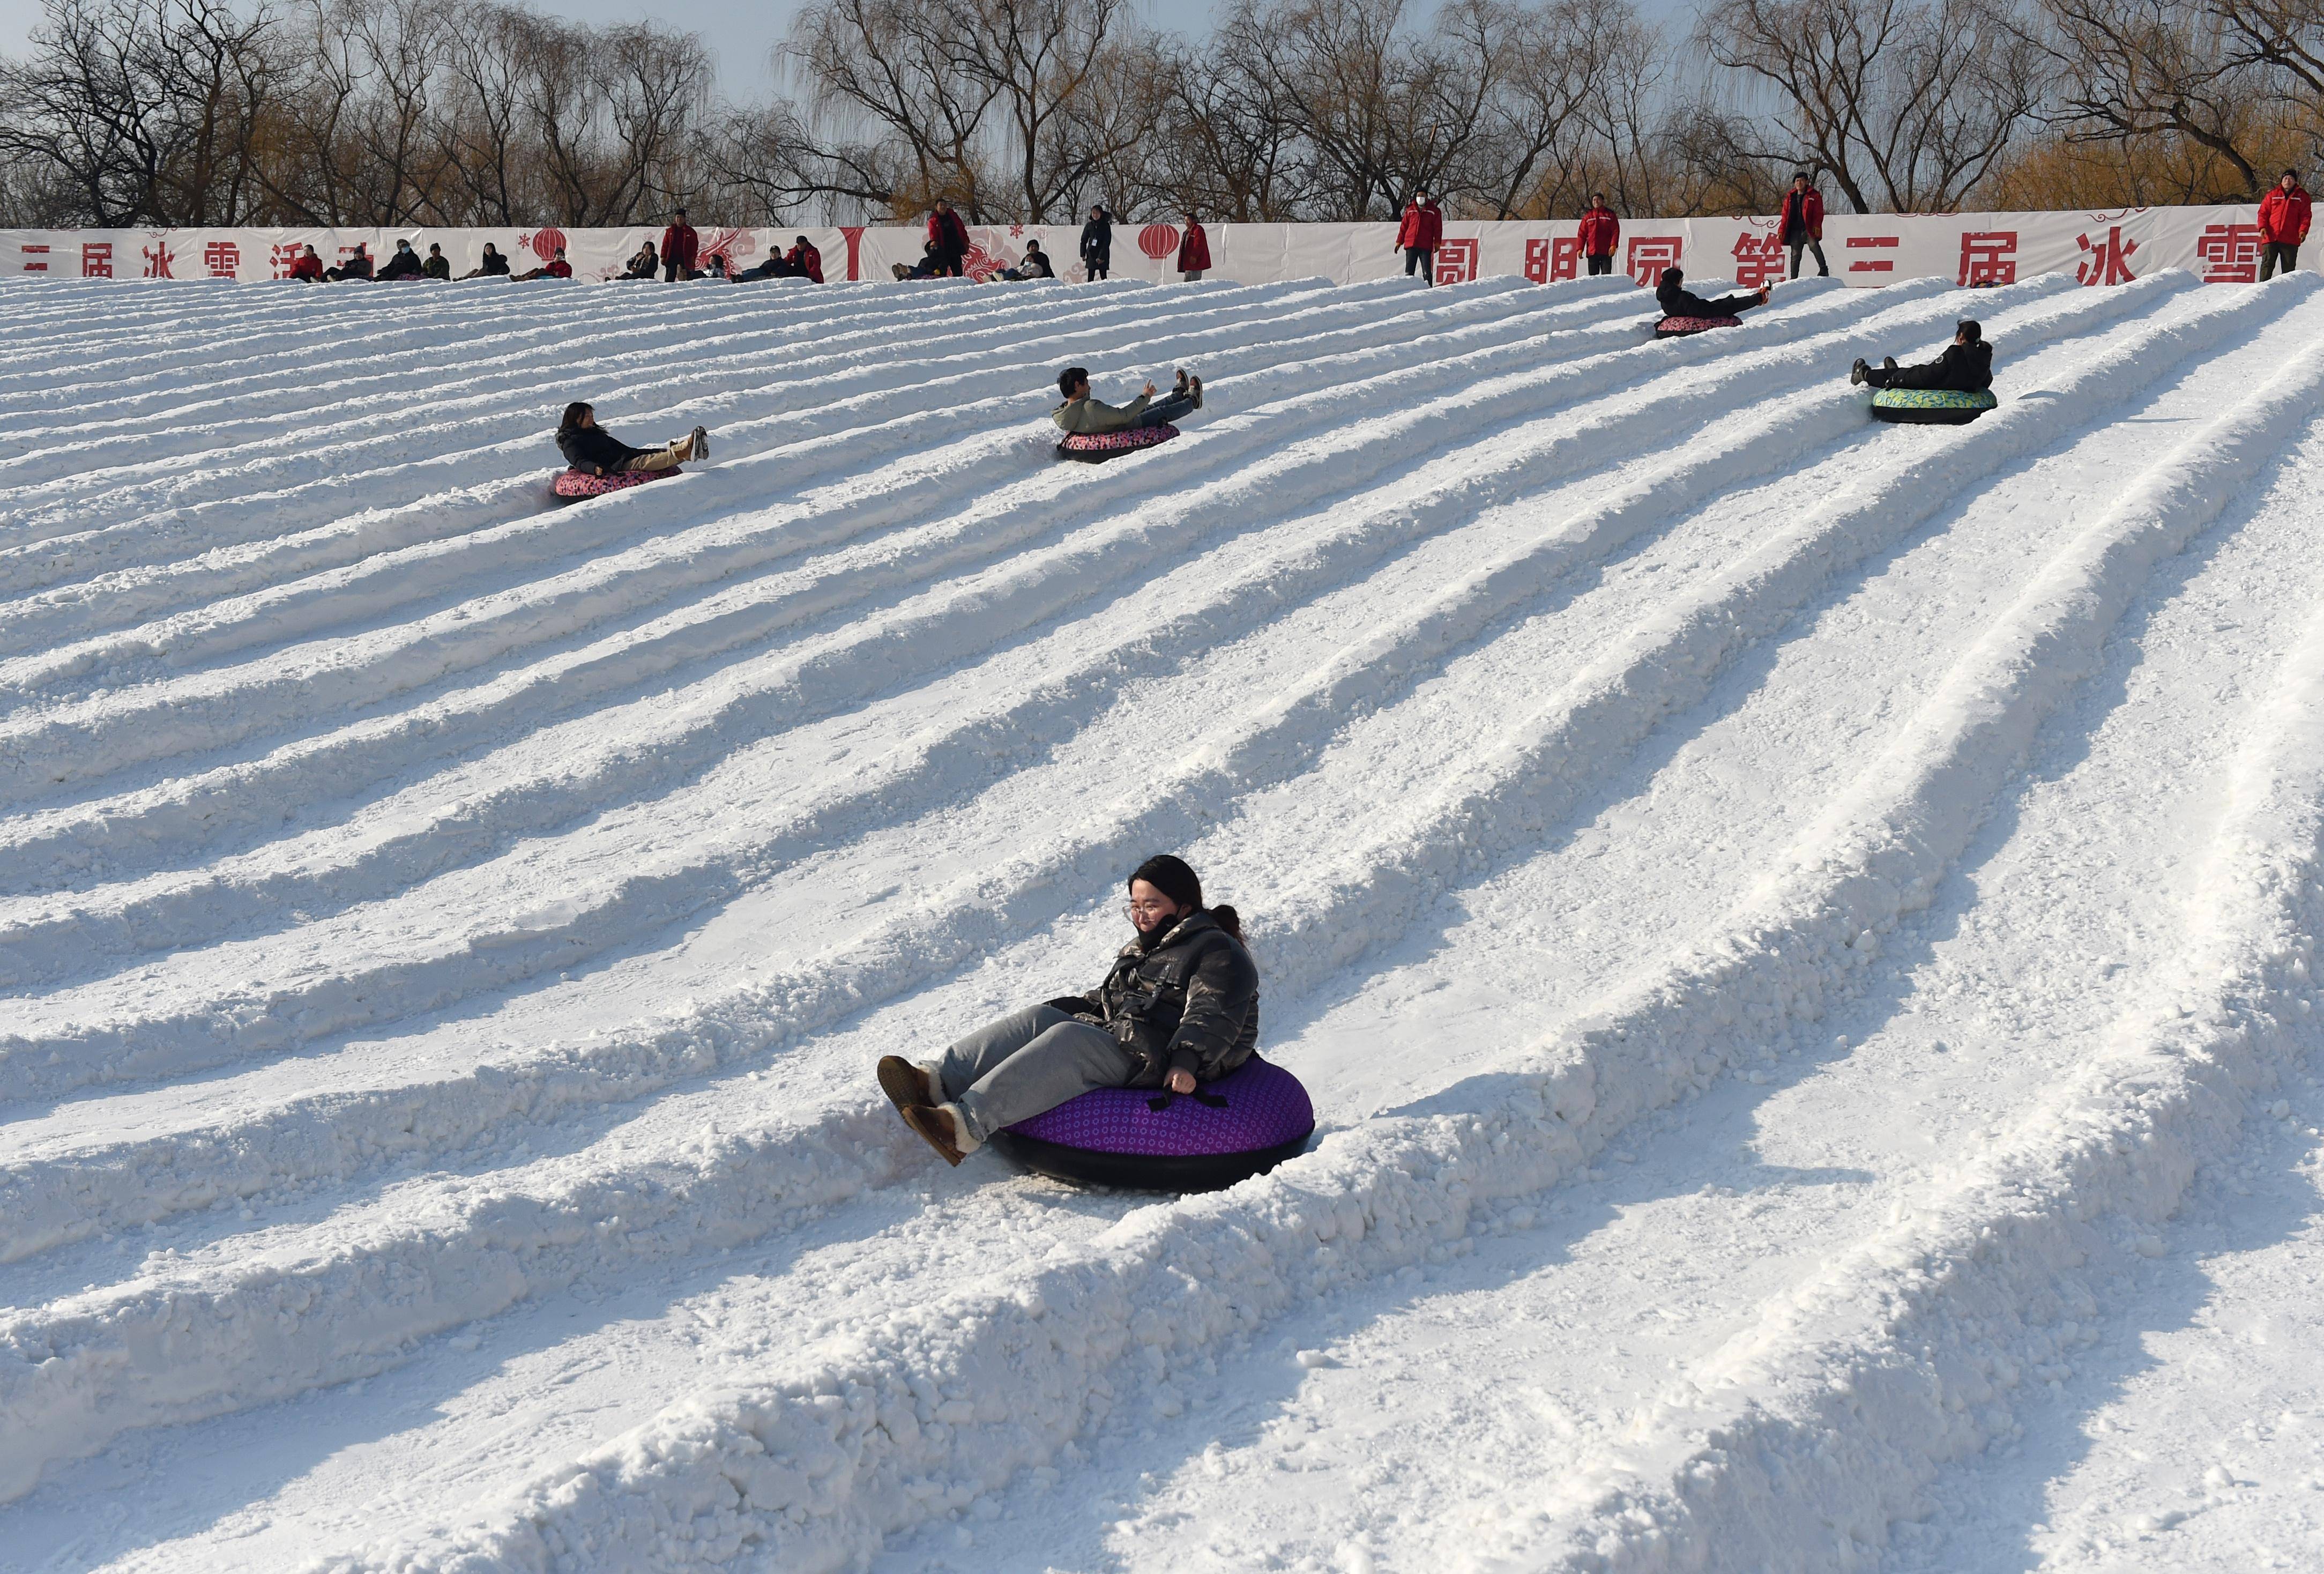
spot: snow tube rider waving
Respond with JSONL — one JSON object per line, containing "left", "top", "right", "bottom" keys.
{"left": 878, "top": 856, "right": 1314, "bottom": 1188}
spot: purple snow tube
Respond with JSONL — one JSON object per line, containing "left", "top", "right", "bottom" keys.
{"left": 1055, "top": 424, "right": 1180, "bottom": 464}
{"left": 987, "top": 1055, "right": 1315, "bottom": 1191}
{"left": 550, "top": 465, "right": 680, "bottom": 500}
{"left": 1653, "top": 314, "right": 1742, "bottom": 339}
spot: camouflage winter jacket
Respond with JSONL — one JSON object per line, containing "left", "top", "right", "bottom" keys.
{"left": 1048, "top": 910, "right": 1259, "bottom": 1086}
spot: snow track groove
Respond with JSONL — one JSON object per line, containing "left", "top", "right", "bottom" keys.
{"left": 3, "top": 271, "right": 2321, "bottom": 1571}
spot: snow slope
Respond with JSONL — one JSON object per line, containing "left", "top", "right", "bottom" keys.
{"left": 3, "top": 268, "right": 2322, "bottom": 1574}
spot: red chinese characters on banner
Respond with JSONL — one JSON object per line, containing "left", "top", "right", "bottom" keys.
{"left": 1432, "top": 237, "right": 1479, "bottom": 285}
{"left": 267, "top": 242, "right": 304, "bottom": 278}
{"left": 83, "top": 242, "right": 113, "bottom": 277}
{"left": 142, "top": 240, "right": 175, "bottom": 278}
{"left": 2196, "top": 223, "right": 2266, "bottom": 283}
{"left": 1957, "top": 231, "right": 2017, "bottom": 286}
{"left": 1845, "top": 235, "right": 1900, "bottom": 274}
{"left": 20, "top": 242, "right": 49, "bottom": 272}
{"left": 203, "top": 240, "right": 240, "bottom": 278}
{"left": 1524, "top": 236, "right": 1582, "bottom": 284}
{"left": 2076, "top": 224, "right": 2139, "bottom": 285}
{"left": 1731, "top": 231, "right": 1784, "bottom": 288}
{"left": 1627, "top": 235, "right": 1681, "bottom": 287}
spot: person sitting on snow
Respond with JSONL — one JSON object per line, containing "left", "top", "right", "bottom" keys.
{"left": 322, "top": 243, "right": 373, "bottom": 281}
{"left": 555, "top": 402, "right": 710, "bottom": 477}
{"left": 620, "top": 240, "right": 660, "bottom": 280}
{"left": 512, "top": 246, "right": 572, "bottom": 280}
{"left": 878, "top": 856, "right": 1258, "bottom": 1165}
{"left": 421, "top": 243, "right": 452, "bottom": 280}
{"left": 1653, "top": 265, "right": 1768, "bottom": 321}
{"left": 785, "top": 236, "right": 823, "bottom": 282}
{"left": 892, "top": 240, "right": 950, "bottom": 280}
{"left": 375, "top": 239, "right": 426, "bottom": 280}
{"left": 734, "top": 243, "right": 796, "bottom": 281}
{"left": 461, "top": 243, "right": 510, "bottom": 279}
{"left": 1052, "top": 365, "right": 1202, "bottom": 435}
{"left": 998, "top": 241, "right": 1053, "bottom": 280}
{"left": 287, "top": 245, "right": 324, "bottom": 281}
{"left": 1851, "top": 320, "right": 1994, "bottom": 391}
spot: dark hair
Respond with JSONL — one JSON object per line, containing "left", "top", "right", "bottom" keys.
{"left": 560, "top": 401, "right": 592, "bottom": 428}
{"left": 1793, "top": 170, "right": 1811, "bottom": 182}
{"left": 1129, "top": 855, "right": 1241, "bottom": 939}
{"left": 1956, "top": 318, "right": 1982, "bottom": 342}
{"left": 2288, "top": 168, "right": 2301, "bottom": 179}
{"left": 1059, "top": 366, "right": 1088, "bottom": 397}
{"left": 1660, "top": 265, "right": 1681, "bottom": 285}
{"left": 1592, "top": 191, "right": 1606, "bottom": 203}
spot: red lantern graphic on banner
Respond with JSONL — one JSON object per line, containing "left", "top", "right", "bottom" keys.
{"left": 1138, "top": 224, "right": 1180, "bottom": 260}
{"left": 523, "top": 226, "right": 568, "bottom": 261}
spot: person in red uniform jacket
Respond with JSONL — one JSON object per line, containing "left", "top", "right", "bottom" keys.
{"left": 287, "top": 245, "right": 324, "bottom": 281}
{"left": 1779, "top": 172, "right": 1827, "bottom": 278}
{"left": 661, "top": 209, "right": 700, "bottom": 281}
{"left": 926, "top": 199, "right": 970, "bottom": 277}
{"left": 2259, "top": 169, "right": 2312, "bottom": 280}
{"left": 1177, "top": 215, "right": 1211, "bottom": 281}
{"left": 1395, "top": 189, "right": 1444, "bottom": 282}
{"left": 1577, "top": 194, "right": 1619, "bottom": 277}
{"left": 514, "top": 246, "right": 572, "bottom": 280}
{"left": 783, "top": 235, "right": 823, "bottom": 283}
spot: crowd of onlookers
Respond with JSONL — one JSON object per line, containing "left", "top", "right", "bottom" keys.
{"left": 280, "top": 170, "right": 2314, "bottom": 288}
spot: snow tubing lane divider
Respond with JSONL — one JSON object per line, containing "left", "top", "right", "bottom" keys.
{"left": 1055, "top": 425, "right": 1180, "bottom": 463}
{"left": 986, "top": 1055, "right": 1314, "bottom": 1191}
{"left": 1871, "top": 386, "right": 2000, "bottom": 425}
{"left": 1654, "top": 315, "right": 1742, "bottom": 338}
{"left": 550, "top": 466, "right": 682, "bottom": 500}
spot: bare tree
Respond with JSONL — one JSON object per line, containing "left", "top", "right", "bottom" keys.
{"left": 1697, "top": 0, "right": 2044, "bottom": 211}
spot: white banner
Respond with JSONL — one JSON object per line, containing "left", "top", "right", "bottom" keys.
{"left": 0, "top": 206, "right": 2295, "bottom": 288}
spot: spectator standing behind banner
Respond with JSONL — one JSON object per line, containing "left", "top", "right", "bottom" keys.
{"left": 288, "top": 245, "right": 324, "bottom": 281}
{"left": 2259, "top": 169, "right": 2312, "bottom": 279}
{"left": 1081, "top": 204, "right": 1113, "bottom": 280}
{"left": 322, "top": 243, "right": 373, "bottom": 280}
{"left": 1178, "top": 215, "right": 1211, "bottom": 281}
{"left": 1779, "top": 173, "right": 1828, "bottom": 278}
{"left": 1578, "top": 194, "right": 1620, "bottom": 276}
{"left": 661, "top": 210, "right": 699, "bottom": 280}
{"left": 927, "top": 198, "right": 971, "bottom": 277}
{"left": 1396, "top": 189, "right": 1444, "bottom": 281}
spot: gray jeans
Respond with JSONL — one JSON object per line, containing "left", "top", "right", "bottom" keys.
{"left": 939, "top": 1004, "right": 1137, "bottom": 1143}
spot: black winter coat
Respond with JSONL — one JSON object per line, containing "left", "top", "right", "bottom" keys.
{"left": 556, "top": 422, "right": 643, "bottom": 474}
{"left": 1048, "top": 910, "right": 1259, "bottom": 1086}
{"left": 1080, "top": 214, "right": 1112, "bottom": 264}
{"left": 1887, "top": 339, "right": 1993, "bottom": 392}
{"left": 376, "top": 249, "right": 424, "bottom": 279}
{"left": 1655, "top": 272, "right": 1757, "bottom": 320}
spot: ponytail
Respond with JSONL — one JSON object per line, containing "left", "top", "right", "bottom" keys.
{"left": 1209, "top": 903, "right": 1242, "bottom": 940}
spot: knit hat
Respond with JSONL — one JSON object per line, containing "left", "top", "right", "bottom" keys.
{"left": 1129, "top": 854, "right": 1202, "bottom": 911}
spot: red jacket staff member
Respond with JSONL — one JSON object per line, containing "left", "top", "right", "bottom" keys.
{"left": 1577, "top": 195, "right": 1619, "bottom": 277}
{"left": 786, "top": 236, "right": 824, "bottom": 283}
{"left": 2259, "top": 169, "right": 2312, "bottom": 281}
{"left": 1395, "top": 190, "right": 1444, "bottom": 282}
{"left": 927, "top": 199, "right": 971, "bottom": 277}
{"left": 1178, "top": 216, "right": 1210, "bottom": 281}
{"left": 287, "top": 245, "right": 324, "bottom": 281}
{"left": 1778, "top": 173, "right": 1826, "bottom": 278}
{"left": 661, "top": 209, "right": 699, "bottom": 280}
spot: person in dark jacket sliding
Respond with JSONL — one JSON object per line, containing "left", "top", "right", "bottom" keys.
{"left": 1655, "top": 265, "right": 1768, "bottom": 320}
{"left": 1081, "top": 204, "right": 1113, "bottom": 280}
{"left": 661, "top": 210, "right": 699, "bottom": 280}
{"left": 877, "top": 856, "right": 1260, "bottom": 1165}
{"left": 555, "top": 402, "right": 711, "bottom": 476}
{"left": 1778, "top": 172, "right": 1828, "bottom": 278}
{"left": 1851, "top": 320, "right": 1994, "bottom": 390}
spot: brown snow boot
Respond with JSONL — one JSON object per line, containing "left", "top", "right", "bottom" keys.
{"left": 877, "top": 1055, "right": 938, "bottom": 1113}
{"left": 904, "top": 1103, "right": 970, "bottom": 1165}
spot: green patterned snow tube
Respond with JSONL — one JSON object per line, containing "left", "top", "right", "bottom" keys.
{"left": 1870, "top": 387, "right": 1998, "bottom": 425}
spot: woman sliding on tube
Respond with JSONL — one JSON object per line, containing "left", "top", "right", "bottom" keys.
{"left": 878, "top": 856, "right": 1257, "bottom": 1166}
{"left": 1655, "top": 265, "right": 1769, "bottom": 321}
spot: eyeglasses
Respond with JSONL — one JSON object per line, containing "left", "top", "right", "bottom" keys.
{"left": 1125, "top": 901, "right": 1174, "bottom": 920}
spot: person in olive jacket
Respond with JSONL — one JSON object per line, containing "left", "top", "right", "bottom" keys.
{"left": 878, "top": 856, "right": 1258, "bottom": 1165}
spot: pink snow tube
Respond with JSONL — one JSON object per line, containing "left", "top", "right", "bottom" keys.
{"left": 550, "top": 466, "right": 681, "bottom": 500}
{"left": 1653, "top": 315, "right": 1742, "bottom": 339}
{"left": 1055, "top": 424, "right": 1180, "bottom": 463}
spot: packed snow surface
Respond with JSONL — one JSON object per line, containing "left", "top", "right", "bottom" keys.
{"left": 4, "top": 269, "right": 2324, "bottom": 1573}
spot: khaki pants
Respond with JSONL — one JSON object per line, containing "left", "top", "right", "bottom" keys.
{"left": 622, "top": 433, "right": 698, "bottom": 472}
